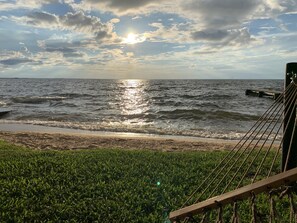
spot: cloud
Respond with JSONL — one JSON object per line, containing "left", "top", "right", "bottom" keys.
{"left": 97, "top": 0, "right": 158, "bottom": 11}
{"left": 0, "top": 0, "right": 60, "bottom": 11}
{"left": 60, "top": 11, "right": 112, "bottom": 40}
{"left": 37, "top": 38, "right": 81, "bottom": 54}
{"left": 191, "top": 30, "right": 229, "bottom": 41}
{"left": 48, "top": 50, "right": 83, "bottom": 59}
{"left": 27, "top": 11, "right": 59, "bottom": 26}
{"left": 144, "top": 22, "right": 193, "bottom": 44}
{"left": 109, "top": 18, "right": 120, "bottom": 24}
{"left": 70, "top": 0, "right": 167, "bottom": 15}
{"left": 0, "top": 58, "right": 33, "bottom": 66}
{"left": 0, "top": 49, "right": 42, "bottom": 68}
{"left": 182, "top": 0, "right": 261, "bottom": 29}
{"left": 193, "top": 28, "right": 257, "bottom": 50}
{"left": 260, "top": 0, "right": 297, "bottom": 16}
{"left": 17, "top": 11, "right": 116, "bottom": 41}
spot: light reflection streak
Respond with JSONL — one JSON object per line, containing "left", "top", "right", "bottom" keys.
{"left": 120, "top": 80, "right": 148, "bottom": 117}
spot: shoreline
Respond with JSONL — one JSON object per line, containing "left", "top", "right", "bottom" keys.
{"left": 0, "top": 123, "right": 236, "bottom": 152}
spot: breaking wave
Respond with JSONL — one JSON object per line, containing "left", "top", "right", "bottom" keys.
{"left": 11, "top": 96, "right": 67, "bottom": 104}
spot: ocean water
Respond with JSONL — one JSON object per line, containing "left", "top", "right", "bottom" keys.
{"left": 0, "top": 79, "right": 283, "bottom": 140}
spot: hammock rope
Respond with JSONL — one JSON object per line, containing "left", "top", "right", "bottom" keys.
{"left": 231, "top": 202, "right": 240, "bottom": 223}
{"left": 185, "top": 81, "right": 297, "bottom": 207}
{"left": 268, "top": 188, "right": 281, "bottom": 223}
{"left": 199, "top": 212, "right": 209, "bottom": 223}
{"left": 251, "top": 194, "right": 258, "bottom": 223}
{"left": 170, "top": 71, "right": 297, "bottom": 222}
{"left": 181, "top": 83, "right": 289, "bottom": 207}
{"left": 216, "top": 205, "right": 223, "bottom": 223}
{"left": 247, "top": 83, "right": 297, "bottom": 184}
{"left": 269, "top": 84, "right": 297, "bottom": 176}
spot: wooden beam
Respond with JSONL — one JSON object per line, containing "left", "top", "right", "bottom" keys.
{"left": 169, "top": 167, "right": 297, "bottom": 222}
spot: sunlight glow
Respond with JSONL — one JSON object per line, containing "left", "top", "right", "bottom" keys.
{"left": 123, "top": 33, "right": 146, "bottom": 45}
{"left": 126, "top": 33, "right": 137, "bottom": 44}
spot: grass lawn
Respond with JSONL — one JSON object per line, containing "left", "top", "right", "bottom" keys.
{"left": 0, "top": 140, "right": 291, "bottom": 222}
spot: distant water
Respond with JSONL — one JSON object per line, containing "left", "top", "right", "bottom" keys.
{"left": 0, "top": 79, "right": 283, "bottom": 140}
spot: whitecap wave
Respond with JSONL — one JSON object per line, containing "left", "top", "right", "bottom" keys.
{"left": 11, "top": 96, "right": 67, "bottom": 104}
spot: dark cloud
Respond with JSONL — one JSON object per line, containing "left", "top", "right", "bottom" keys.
{"left": 85, "top": 0, "right": 159, "bottom": 12}
{"left": 0, "top": 58, "right": 33, "bottom": 65}
{"left": 182, "top": 0, "right": 260, "bottom": 28}
{"left": 44, "top": 46, "right": 84, "bottom": 58}
{"left": 184, "top": 0, "right": 259, "bottom": 48}
{"left": 27, "top": 11, "right": 58, "bottom": 25}
{"left": 96, "top": 30, "right": 110, "bottom": 40}
{"left": 192, "top": 28, "right": 254, "bottom": 48}
{"left": 192, "top": 30, "right": 229, "bottom": 41}
{"left": 60, "top": 12, "right": 111, "bottom": 40}
{"left": 45, "top": 47, "right": 76, "bottom": 53}
{"left": 61, "top": 11, "right": 99, "bottom": 28}
{"left": 38, "top": 39, "right": 86, "bottom": 58}
{"left": 63, "top": 52, "right": 84, "bottom": 58}
{"left": 281, "top": 1, "right": 297, "bottom": 13}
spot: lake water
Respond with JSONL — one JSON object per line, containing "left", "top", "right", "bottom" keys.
{"left": 0, "top": 79, "right": 283, "bottom": 140}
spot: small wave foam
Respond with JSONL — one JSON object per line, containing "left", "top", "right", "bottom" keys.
{"left": 0, "top": 101, "right": 7, "bottom": 107}
{"left": 157, "top": 109, "right": 260, "bottom": 121}
{"left": 0, "top": 119, "right": 282, "bottom": 141}
{"left": 11, "top": 96, "right": 67, "bottom": 104}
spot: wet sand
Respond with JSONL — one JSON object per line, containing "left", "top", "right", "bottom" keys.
{"left": 0, "top": 123, "right": 236, "bottom": 152}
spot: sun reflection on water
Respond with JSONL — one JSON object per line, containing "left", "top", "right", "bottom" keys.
{"left": 120, "top": 79, "right": 148, "bottom": 117}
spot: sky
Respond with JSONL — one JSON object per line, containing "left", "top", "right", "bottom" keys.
{"left": 0, "top": 0, "right": 296, "bottom": 79}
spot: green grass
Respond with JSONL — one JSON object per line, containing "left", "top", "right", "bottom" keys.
{"left": 0, "top": 141, "right": 292, "bottom": 222}
{"left": 0, "top": 141, "right": 225, "bottom": 222}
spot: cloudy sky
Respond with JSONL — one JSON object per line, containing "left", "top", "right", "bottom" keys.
{"left": 0, "top": 0, "right": 296, "bottom": 79}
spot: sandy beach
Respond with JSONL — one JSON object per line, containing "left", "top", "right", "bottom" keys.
{"left": 0, "top": 124, "right": 235, "bottom": 152}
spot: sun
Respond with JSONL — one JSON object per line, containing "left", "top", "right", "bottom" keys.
{"left": 124, "top": 33, "right": 138, "bottom": 44}
{"left": 122, "top": 32, "right": 146, "bottom": 45}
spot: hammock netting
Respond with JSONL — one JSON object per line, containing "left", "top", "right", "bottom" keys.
{"left": 169, "top": 68, "right": 297, "bottom": 223}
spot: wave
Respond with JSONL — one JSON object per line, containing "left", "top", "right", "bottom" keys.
{"left": 153, "top": 100, "right": 184, "bottom": 107}
{"left": 0, "top": 120, "right": 282, "bottom": 141}
{"left": 180, "top": 94, "right": 199, "bottom": 99}
{"left": 0, "top": 101, "right": 7, "bottom": 107}
{"left": 11, "top": 96, "right": 66, "bottom": 104}
{"left": 49, "top": 102, "right": 77, "bottom": 108}
{"left": 157, "top": 109, "right": 260, "bottom": 121}
{"left": 54, "top": 93, "right": 93, "bottom": 98}
{"left": 202, "top": 94, "right": 234, "bottom": 100}
{"left": 195, "top": 102, "right": 221, "bottom": 109}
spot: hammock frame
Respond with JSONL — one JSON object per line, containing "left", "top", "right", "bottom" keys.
{"left": 169, "top": 63, "right": 297, "bottom": 223}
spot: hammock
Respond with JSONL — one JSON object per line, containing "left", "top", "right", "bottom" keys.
{"left": 169, "top": 63, "right": 297, "bottom": 223}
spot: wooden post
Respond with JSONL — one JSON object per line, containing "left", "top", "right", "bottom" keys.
{"left": 282, "top": 62, "right": 297, "bottom": 171}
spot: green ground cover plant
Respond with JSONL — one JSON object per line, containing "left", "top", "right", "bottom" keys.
{"left": 0, "top": 141, "right": 291, "bottom": 222}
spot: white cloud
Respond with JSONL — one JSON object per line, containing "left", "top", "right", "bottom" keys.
{"left": 70, "top": 0, "right": 165, "bottom": 15}
{"left": 109, "top": 18, "right": 120, "bottom": 24}
{"left": 0, "top": 0, "right": 60, "bottom": 11}
{"left": 144, "top": 22, "right": 192, "bottom": 43}
{"left": 13, "top": 11, "right": 118, "bottom": 43}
